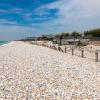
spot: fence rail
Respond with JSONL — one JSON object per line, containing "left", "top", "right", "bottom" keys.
{"left": 30, "top": 41, "right": 100, "bottom": 62}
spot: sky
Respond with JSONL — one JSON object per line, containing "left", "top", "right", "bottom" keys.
{"left": 0, "top": 0, "right": 100, "bottom": 40}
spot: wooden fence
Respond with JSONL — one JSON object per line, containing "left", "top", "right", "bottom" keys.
{"left": 30, "top": 41, "right": 100, "bottom": 62}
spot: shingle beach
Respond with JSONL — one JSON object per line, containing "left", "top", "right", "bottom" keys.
{"left": 0, "top": 41, "right": 100, "bottom": 99}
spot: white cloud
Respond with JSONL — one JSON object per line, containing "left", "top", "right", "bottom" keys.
{"left": 0, "top": 24, "right": 36, "bottom": 40}
{"left": 44, "top": 0, "right": 100, "bottom": 18}
{"left": 0, "top": 7, "right": 32, "bottom": 19}
{"left": 34, "top": 0, "right": 100, "bottom": 32}
{"left": 0, "top": 0, "right": 100, "bottom": 40}
{"left": 0, "top": 19, "right": 17, "bottom": 25}
{"left": 0, "top": 25, "right": 34, "bottom": 34}
{"left": 0, "top": 7, "right": 22, "bottom": 14}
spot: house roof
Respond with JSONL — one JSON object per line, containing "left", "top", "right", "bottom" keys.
{"left": 67, "top": 39, "right": 80, "bottom": 42}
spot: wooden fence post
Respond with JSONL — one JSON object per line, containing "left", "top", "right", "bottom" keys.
{"left": 81, "top": 48, "right": 84, "bottom": 58}
{"left": 58, "top": 46, "right": 60, "bottom": 51}
{"left": 72, "top": 47, "right": 74, "bottom": 55}
{"left": 65, "top": 46, "right": 66, "bottom": 53}
{"left": 95, "top": 50, "right": 98, "bottom": 62}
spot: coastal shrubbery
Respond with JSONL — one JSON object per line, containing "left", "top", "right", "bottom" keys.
{"left": 21, "top": 28, "right": 100, "bottom": 41}
{"left": 84, "top": 28, "right": 100, "bottom": 38}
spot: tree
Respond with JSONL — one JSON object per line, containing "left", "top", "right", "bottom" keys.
{"left": 84, "top": 28, "right": 100, "bottom": 38}
{"left": 71, "top": 32, "right": 81, "bottom": 39}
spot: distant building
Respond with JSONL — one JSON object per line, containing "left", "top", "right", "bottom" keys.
{"left": 67, "top": 39, "right": 80, "bottom": 45}
{"left": 53, "top": 38, "right": 80, "bottom": 45}
{"left": 53, "top": 38, "right": 90, "bottom": 45}
{"left": 80, "top": 39, "right": 90, "bottom": 45}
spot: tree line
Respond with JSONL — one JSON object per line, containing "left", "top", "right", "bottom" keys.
{"left": 21, "top": 28, "right": 100, "bottom": 41}
{"left": 84, "top": 28, "right": 100, "bottom": 38}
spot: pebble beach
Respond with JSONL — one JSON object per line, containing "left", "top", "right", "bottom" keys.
{"left": 0, "top": 41, "right": 100, "bottom": 99}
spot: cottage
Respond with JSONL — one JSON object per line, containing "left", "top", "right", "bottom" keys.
{"left": 80, "top": 39, "right": 90, "bottom": 45}
{"left": 53, "top": 38, "right": 80, "bottom": 45}
{"left": 67, "top": 39, "right": 80, "bottom": 45}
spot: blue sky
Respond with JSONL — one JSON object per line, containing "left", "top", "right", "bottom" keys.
{"left": 0, "top": 0, "right": 100, "bottom": 40}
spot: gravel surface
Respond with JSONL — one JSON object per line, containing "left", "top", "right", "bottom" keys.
{"left": 0, "top": 41, "right": 100, "bottom": 99}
